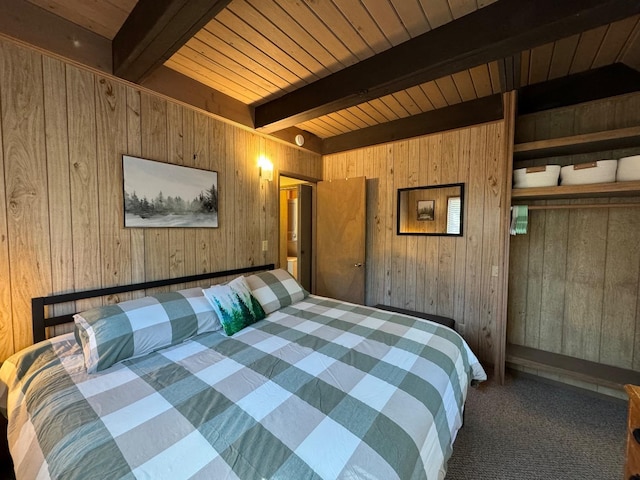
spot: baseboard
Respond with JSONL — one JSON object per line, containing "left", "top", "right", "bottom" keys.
{"left": 506, "top": 367, "right": 627, "bottom": 405}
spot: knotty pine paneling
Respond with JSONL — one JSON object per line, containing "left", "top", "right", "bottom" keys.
{"left": 0, "top": 41, "right": 52, "bottom": 354}
{"left": 42, "top": 56, "right": 74, "bottom": 324}
{"left": 0, "top": 62, "right": 11, "bottom": 360}
{"left": 165, "top": 102, "right": 186, "bottom": 290}
{"left": 0, "top": 37, "right": 322, "bottom": 361}
{"left": 323, "top": 119, "right": 510, "bottom": 367}
{"left": 141, "top": 92, "right": 170, "bottom": 295}
{"left": 125, "top": 88, "right": 146, "bottom": 291}
{"left": 96, "top": 75, "right": 131, "bottom": 298}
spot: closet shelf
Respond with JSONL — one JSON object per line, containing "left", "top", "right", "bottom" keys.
{"left": 506, "top": 344, "right": 640, "bottom": 391}
{"left": 513, "top": 126, "right": 640, "bottom": 161}
{"left": 511, "top": 180, "right": 640, "bottom": 200}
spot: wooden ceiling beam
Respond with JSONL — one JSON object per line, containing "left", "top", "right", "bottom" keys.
{"left": 113, "top": 0, "right": 231, "bottom": 83}
{"left": 322, "top": 94, "right": 504, "bottom": 155}
{"left": 255, "top": 0, "right": 640, "bottom": 133}
{"left": 140, "top": 65, "right": 254, "bottom": 128}
{"left": 518, "top": 63, "right": 640, "bottom": 115}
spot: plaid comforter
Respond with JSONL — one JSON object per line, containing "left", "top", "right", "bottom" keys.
{"left": 1, "top": 296, "right": 486, "bottom": 480}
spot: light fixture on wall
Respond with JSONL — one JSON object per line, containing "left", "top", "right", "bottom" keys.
{"left": 294, "top": 134, "right": 305, "bottom": 146}
{"left": 258, "top": 155, "right": 273, "bottom": 181}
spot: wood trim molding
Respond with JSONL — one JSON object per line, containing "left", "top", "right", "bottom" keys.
{"left": 0, "top": 0, "right": 111, "bottom": 72}
{"left": 254, "top": 0, "right": 640, "bottom": 132}
{"left": 507, "top": 343, "right": 640, "bottom": 389}
{"left": 497, "top": 90, "right": 517, "bottom": 384}
{"left": 322, "top": 94, "right": 504, "bottom": 154}
{"left": 513, "top": 125, "right": 640, "bottom": 160}
{"left": 498, "top": 55, "right": 521, "bottom": 93}
{"left": 113, "top": 0, "right": 232, "bottom": 82}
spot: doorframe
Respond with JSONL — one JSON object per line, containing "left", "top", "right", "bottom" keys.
{"left": 278, "top": 171, "right": 319, "bottom": 293}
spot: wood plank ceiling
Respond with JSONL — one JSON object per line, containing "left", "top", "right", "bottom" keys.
{"left": 24, "top": 0, "right": 640, "bottom": 143}
{"left": 169, "top": 0, "right": 504, "bottom": 138}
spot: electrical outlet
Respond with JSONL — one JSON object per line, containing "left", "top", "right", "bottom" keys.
{"left": 491, "top": 265, "right": 499, "bottom": 277}
{"left": 262, "top": 240, "right": 268, "bottom": 252}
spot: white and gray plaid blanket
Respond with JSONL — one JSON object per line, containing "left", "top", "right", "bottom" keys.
{"left": 1, "top": 295, "right": 486, "bottom": 480}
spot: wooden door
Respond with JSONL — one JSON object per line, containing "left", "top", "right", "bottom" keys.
{"left": 316, "top": 177, "right": 366, "bottom": 304}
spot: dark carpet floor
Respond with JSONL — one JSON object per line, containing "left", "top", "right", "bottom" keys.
{"left": 446, "top": 372, "right": 627, "bottom": 479}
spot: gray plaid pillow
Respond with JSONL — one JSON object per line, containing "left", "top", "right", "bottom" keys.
{"left": 244, "top": 269, "right": 308, "bottom": 314}
{"left": 73, "top": 287, "right": 220, "bottom": 373}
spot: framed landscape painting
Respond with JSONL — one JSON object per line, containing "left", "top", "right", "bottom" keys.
{"left": 122, "top": 155, "right": 218, "bottom": 228}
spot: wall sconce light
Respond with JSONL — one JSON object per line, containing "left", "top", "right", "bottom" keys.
{"left": 258, "top": 156, "right": 273, "bottom": 181}
{"left": 294, "top": 134, "right": 305, "bottom": 146}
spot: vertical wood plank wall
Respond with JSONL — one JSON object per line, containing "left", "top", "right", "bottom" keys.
{"left": 509, "top": 92, "right": 640, "bottom": 393}
{"left": 323, "top": 120, "right": 510, "bottom": 366}
{"left": 0, "top": 37, "right": 322, "bottom": 361}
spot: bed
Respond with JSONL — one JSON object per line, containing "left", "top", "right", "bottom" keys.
{"left": 0, "top": 265, "right": 486, "bottom": 480}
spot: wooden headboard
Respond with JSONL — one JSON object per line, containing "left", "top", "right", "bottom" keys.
{"left": 31, "top": 264, "right": 275, "bottom": 343}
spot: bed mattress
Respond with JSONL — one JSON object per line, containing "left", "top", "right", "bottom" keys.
{"left": 1, "top": 295, "right": 486, "bottom": 480}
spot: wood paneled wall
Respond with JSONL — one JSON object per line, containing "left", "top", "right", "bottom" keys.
{"left": 509, "top": 200, "right": 640, "bottom": 367}
{"left": 323, "top": 120, "right": 510, "bottom": 366}
{"left": 0, "top": 37, "right": 322, "bottom": 361}
{"left": 509, "top": 93, "right": 640, "bottom": 386}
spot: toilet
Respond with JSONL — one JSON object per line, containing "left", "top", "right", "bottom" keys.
{"left": 287, "top": 257, "right": 298, "bottom": 279}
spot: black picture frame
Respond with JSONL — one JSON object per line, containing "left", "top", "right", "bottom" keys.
{"left": 397, "top": 182, "right": 464, "bottom": 236}
{"left": 122, "top": 155, "right": 219, "bottom": 228}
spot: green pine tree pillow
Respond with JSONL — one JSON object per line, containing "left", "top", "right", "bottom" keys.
{"left": 202, "top": 276, "right": 266, "bottom": 336}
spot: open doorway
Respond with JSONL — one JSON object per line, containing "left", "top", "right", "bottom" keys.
{"left": 279, "top": 175, "right": 313, "bottom": 292}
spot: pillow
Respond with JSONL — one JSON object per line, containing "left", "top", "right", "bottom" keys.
{"left": 73, "top": 287, "right": 221, "bottom": 373}
{"left": 244, "top": 268, "right": 308, "bottom": 314}
{"left": 202, "top": 276, "right": 266, "bottom": 336}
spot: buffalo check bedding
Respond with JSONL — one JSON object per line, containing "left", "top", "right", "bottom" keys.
{"left": 0, "top": 295, "right": 486, "bottom": 480}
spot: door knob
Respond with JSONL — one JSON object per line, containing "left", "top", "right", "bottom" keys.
{"left": 354, "top": 263, "right": 363, "bottom": 267}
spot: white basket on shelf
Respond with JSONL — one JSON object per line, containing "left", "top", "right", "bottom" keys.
{"left": 513, "top": 165, "right": 560, "bottom": 189}
{"left": 617, "top": 155, "right": 640, "bottom": 182}
{"left": 560, "top": 160, "right": 617, "bottom": 186}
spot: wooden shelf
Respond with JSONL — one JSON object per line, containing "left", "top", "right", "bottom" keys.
{"left": 511, "top": 180, "right": 640, "bottom": 200}
{"left": 506, "top": 344, "right": 640, "bottom": 391}
{"left": 513, "top": 126, "right": 640, "bottom": 161}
